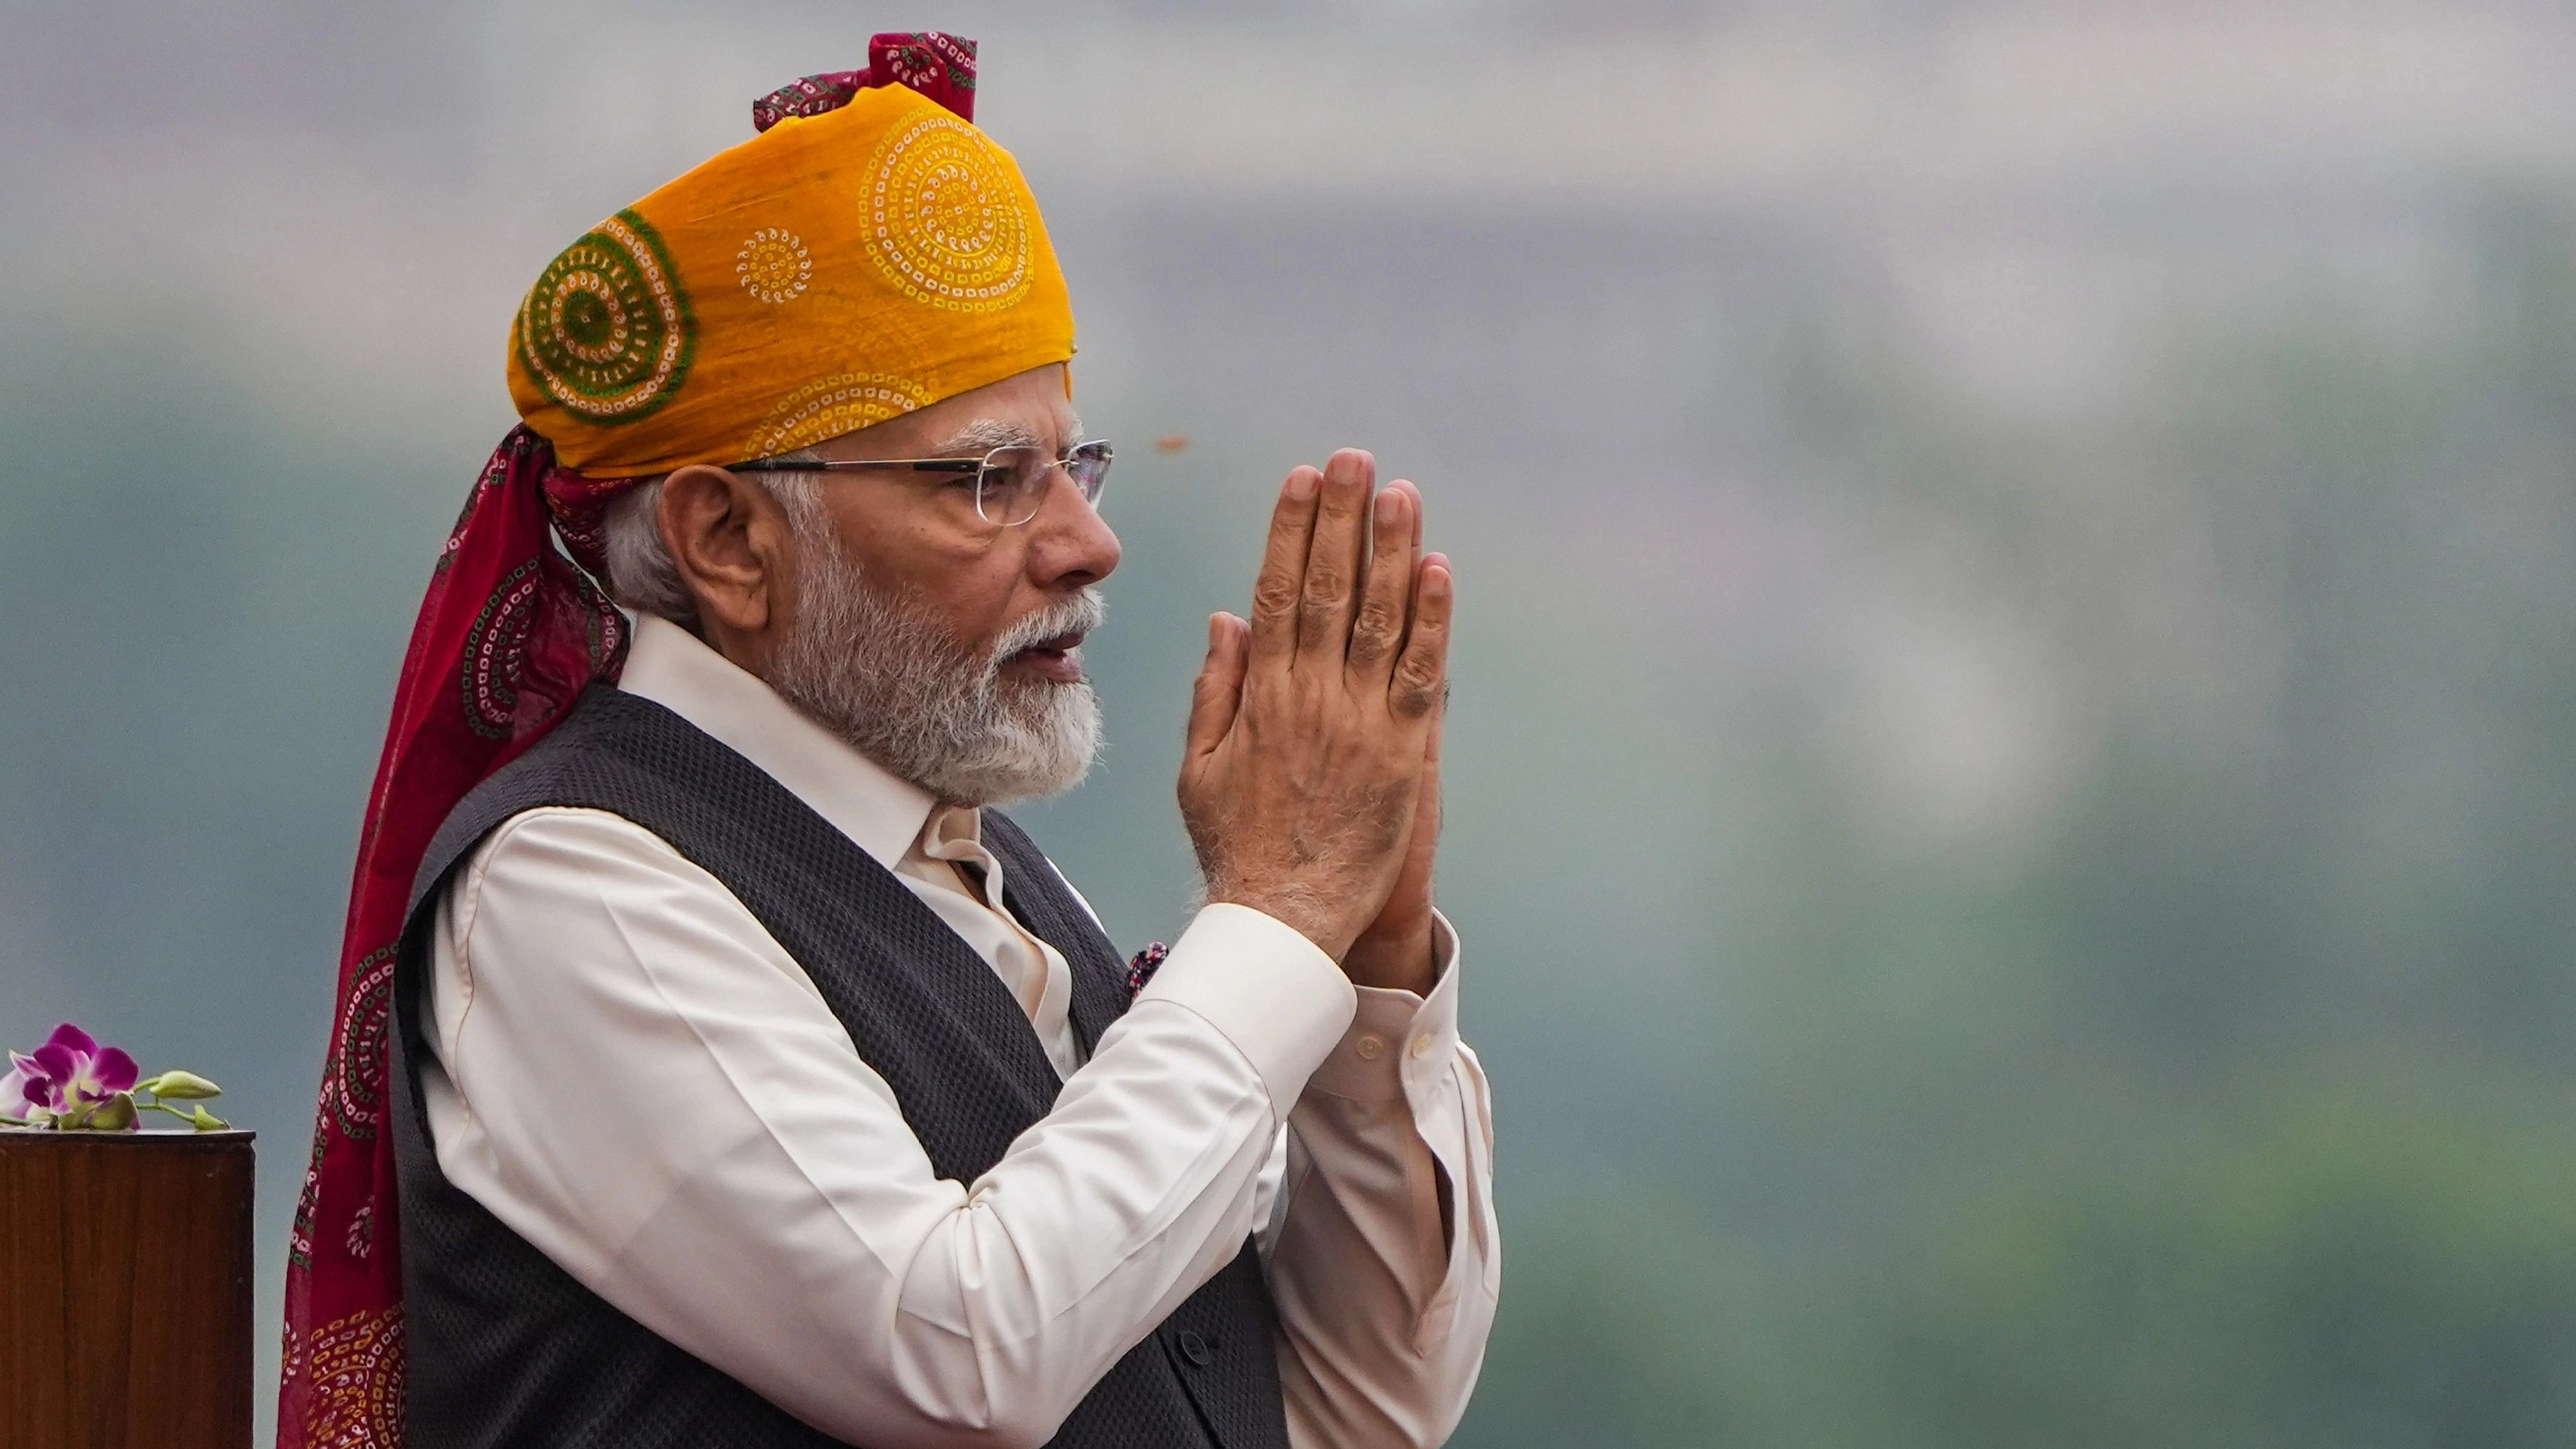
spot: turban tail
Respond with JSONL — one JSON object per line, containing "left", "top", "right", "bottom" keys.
{"left": 277, "top": 34, "right": 1068, "bottom": 1448}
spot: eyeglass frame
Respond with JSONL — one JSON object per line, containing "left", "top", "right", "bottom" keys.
{"left": 729, "top": 438, "right": 1113, "bottom": 529}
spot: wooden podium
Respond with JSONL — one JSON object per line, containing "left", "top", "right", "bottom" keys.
{"left": 0, "top": 1130, "right": 256, "bottom": 1449}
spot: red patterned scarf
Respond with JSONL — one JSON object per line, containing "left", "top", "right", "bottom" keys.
{"left": 278, "top": 36, "right": 979, "bottom": 1448}
{"left": 276, "top": 427, "right": 627, "bottom": 1446}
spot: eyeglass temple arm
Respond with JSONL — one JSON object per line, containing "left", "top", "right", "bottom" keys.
{"left": 727, "top": 457, "right": 983, "bottom": 474}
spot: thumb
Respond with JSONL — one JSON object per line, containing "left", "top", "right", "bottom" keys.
{"left": 1183, "top": 612, "right": 1249, "bottom": 758}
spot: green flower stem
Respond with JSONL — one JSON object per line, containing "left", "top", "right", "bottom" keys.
{"left": 139, "top": 1099, "right": 225, "bottom": 1129}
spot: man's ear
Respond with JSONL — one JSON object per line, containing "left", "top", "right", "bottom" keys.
{"left": 658, "top": 464, "right": 794, "bottom": 664}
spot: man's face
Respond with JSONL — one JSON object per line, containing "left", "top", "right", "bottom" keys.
{"left": 755, "top": 363, "right": 1122, "bottom": 803}
{"left": 792, "top": 362, "right": 1120, "bottom": 682}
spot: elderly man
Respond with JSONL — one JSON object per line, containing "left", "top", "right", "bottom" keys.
{"left": 279, "top": 34, "right": 1496, "bottom": 1449}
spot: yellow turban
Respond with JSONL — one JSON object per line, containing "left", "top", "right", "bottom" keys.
{"left": 506, "top": 52, "right": 1073, "bottom": 478}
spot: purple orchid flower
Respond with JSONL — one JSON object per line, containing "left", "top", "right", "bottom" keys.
{"left": 5, "top": 1023, "right": 140, "bottom": 1127}
{"left": 0, "top": 1062, "right": 36, "bottom": 1122}
{"left": 1, "top": 1023, "right": 224, "bottom": 1131}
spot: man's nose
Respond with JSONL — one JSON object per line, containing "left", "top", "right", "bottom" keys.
{"left": 1025, "top": 469, "right": 1120, "bottom": 589}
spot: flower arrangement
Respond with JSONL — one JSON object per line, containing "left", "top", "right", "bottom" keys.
{"left": 1, "top": 1023, "right": 228, "bottom": 1131}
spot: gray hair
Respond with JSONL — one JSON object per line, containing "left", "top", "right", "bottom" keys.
{"left": 596, "top": 455, "right": 825, "bottom": 628}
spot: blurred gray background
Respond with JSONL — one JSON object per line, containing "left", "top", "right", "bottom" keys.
{"left": 7, "top": 1, "right": 2576, "bottom": 1444}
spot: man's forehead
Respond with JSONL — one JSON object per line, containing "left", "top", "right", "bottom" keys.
{"left": 808, "top": 365, "right": 1077, "bottom": 459}
{"left": 818, "top": 398, "right": 1077, "bottom": 459}
{"left": 928, "top": 407, "right": 1081, "bottom": 451}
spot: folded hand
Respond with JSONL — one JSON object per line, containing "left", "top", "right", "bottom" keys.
{"left": 1178, "top": 450, "right": 1452, "bottom": 965}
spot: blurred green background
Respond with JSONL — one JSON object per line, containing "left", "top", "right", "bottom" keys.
{"left": 5, "top": 3, "right": 2575, "bottom": 1444}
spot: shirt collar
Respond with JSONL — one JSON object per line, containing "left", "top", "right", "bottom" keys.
{"left": 615, "top": 614, "right": 937, "bottom": 870}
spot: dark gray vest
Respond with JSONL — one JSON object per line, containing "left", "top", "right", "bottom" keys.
{"left": 387, "top": 686, "right": 1289, "bottom": 1449}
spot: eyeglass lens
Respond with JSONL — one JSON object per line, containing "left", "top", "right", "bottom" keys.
{"left": 977, "top": 441, "right": 1114, "bottom": 526}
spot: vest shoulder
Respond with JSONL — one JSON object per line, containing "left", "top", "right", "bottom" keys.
{"left": 407, "top": 688, "right": 720, "bottom": 914}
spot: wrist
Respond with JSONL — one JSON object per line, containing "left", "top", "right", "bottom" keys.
{"left": 1207, "top": 882, "right": 1358, "bottom": 961}
{"left": 1342, "top": 920, "right": 1436, "bottom": 994}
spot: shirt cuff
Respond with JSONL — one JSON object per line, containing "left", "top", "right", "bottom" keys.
{"left": 1136, "top": 901, "right": 1357, "bottom": 1112}
{"left": 1306, "top": 910, "right": 1462, "bottom": 1103}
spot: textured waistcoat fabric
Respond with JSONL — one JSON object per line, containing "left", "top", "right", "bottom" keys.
{"left": 386, "top": 686, "right": 1290, "bottom": 1449}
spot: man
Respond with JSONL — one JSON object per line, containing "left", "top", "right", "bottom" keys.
{"left": 280, "top": 33, "right": 1497, "bottom": 1449}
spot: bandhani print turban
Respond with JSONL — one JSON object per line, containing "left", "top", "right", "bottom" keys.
{"left": 279, "top": 34, "right": 1075, "bottom": 1448}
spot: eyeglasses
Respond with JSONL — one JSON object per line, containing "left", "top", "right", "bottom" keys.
{"left": 731, "top": 439, "right": 1113, "bottom": 528}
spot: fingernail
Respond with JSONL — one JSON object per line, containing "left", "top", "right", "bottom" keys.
{"left": 1286, "top": 470, "right": 1318, "bottom": 501}
{"left": 1375, "top": 490, "right": 1402, "bottom": 525}
{"left": 1208, "top": 613, "right": 1225, "bottom": 650}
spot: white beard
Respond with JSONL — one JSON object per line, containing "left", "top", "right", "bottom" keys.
{"left": 762, "top": 527, "right": 1104, "bottom": 807}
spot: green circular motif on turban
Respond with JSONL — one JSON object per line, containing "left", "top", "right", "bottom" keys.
{"left": 515, "top": 209, "right": 696, "bottom": 424}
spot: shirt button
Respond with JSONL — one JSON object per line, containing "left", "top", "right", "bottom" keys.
{"left": 1178, "top": 1329, "right": 1213, "bottom": 1367}
{"left": 1354, "top": 1035, "right": 1386, "bottom": 1061}
{"left": 1410, "top": 1035, "right": 1437, "bottom": 1060}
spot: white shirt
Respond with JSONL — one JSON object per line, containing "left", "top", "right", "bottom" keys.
{"left": 418, "top": 616, "right": 1499, "bottom": 1448}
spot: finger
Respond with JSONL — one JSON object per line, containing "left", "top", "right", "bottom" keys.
{"left": 1248, "top": 467, "right": 1323, "bottom": 668}
{"left": 1389, "top": 554, "right": 1452, "bottom": 721}
{"left": 1391, "top": 681, "right": 1443, "bottom": 872}
{"left": 1184, "top": 612, "right": 1250, "bottom": 757}
{"left": 1387, "top": 478, "right": 1424, "bottom": 551}
{"left": 1296, "top": 448, "right": 1375, "bottom": 663}
{"left": 1417, "top": 675, "right": 1443, "bottom": 830}
{"left": 1346, "top": 484, "right": 1417, "bottom": 681}
{"left": 1421, "top": 660, "right": 1445, "bottom": 772}
{"left": 1387, "top": 478, "right": 1426, "bottom": 656}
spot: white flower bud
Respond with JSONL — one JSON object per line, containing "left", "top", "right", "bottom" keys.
{"left": 142, "top": 1070, "right": 223, "bottom": 1100}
